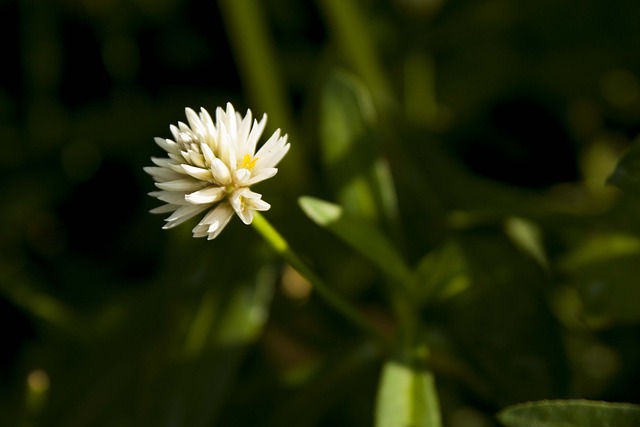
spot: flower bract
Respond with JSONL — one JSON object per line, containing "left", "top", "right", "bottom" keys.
{"left": 145, "top": 103, "right": 290, "bottom": 239}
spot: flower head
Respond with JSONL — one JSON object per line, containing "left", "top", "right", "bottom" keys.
{"left": 145, "top": 103, "right": 290, "bottom": 239}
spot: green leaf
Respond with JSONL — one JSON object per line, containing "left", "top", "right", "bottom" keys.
{"left": 414, "top": 239, "right": 470, "bottom": 305}
{"left": 497, "top": 400, "right": 640, "bottom": 427}
{"left": 503, "top": 216, "right": 550, "bottom": 271}
{"left": 319, "top": 69, "right": 398, "bottom": 225}
{"left": 299, "top": 196, "right": 412, "bottom": 285}
{"left": 559, "top": 233, "right": 640, "bottom": 322}
{"left": 446, "top": 230, "right": 569, "bottom": 405}
{"left": 608, "top": 141, "right": 640, "bottom": 196}
{"left": 318, "top": 0, "right": 395, "bottom": 111}
{"left": 375, "top": 361, "right": 442, "bottom": 427}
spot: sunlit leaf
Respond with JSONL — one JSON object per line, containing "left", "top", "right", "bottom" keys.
{"left": 497, "top": 399, "right": 640, "bottom": 427}
{"left": 503, "top": 217, "right": 549, "bottom": 271}
{"left": 375, "top": 361, "right": 442, "bottom": 427}
{"left": 299, "top": 196, "right": 413, "bottom": 285}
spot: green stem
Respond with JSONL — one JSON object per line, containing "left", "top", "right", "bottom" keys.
{"left": 317, "top": 0, "right": 396, "bottom": 113}
{"left": 252, "top": 212, "right": 388, "bottom": 346}
{"left": 218, "top": 0, "right": 306, "bottom": 192}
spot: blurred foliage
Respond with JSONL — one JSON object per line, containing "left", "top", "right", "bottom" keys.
{"left": 3, "top": 0, "right": 640, "bottom": 425}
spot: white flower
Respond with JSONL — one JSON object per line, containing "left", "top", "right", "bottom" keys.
{"left": 145, "top": 103, "right": 290, "bottom": 239}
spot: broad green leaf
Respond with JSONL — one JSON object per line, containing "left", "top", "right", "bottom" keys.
{"left": 608, "top": 141, "right": 640, "bottom": 196}
{"left": 497, "top": 400, "right": 640, "bottom": 427}
{"left": 299, "top": 196, "right": 413, "bottom": 285}
{"left": 375, "top": 361, "right": 442, "bottom": 427}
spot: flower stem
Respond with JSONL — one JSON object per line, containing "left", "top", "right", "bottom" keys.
{"left": 252, "top": 212, "right": 388, "bottom": 345}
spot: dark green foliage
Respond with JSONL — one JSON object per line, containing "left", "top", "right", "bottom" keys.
{"left": 3, "top": 0, "right": 640, "bottom": 426}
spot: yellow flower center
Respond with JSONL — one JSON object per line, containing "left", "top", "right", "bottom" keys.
{"left": 239, "top": 154, "right": 258, "bottom": 170}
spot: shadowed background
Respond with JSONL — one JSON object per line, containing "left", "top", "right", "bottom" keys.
{"left": 2, "top": 0, "right": 640, "bottom": 426}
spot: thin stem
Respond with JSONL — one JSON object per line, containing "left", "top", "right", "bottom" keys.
{"left": 252, "top": 212, "right": 389, "bottom": 346}
{"left": 218, "top": 0, "right": 306, "bottom": 190}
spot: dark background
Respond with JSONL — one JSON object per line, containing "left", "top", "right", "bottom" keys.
{"left": 2, "top": 0, "right": 640, "bottom": 426}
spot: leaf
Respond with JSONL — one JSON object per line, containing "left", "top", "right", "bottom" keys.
{"left": 414, "top": 239, "right": 470, "bottom": 305}
{"left": 446, "top": 229, "right": 569, "bottom": 405}
{"left": 299, "top": 196, "right": 413, "bottom": 285}
{"left": 375, "top": 361, "right": 442, "bottom": 427}
{"left": 608, "top": 141, "right": 640, "bottom": 196}
{"left": 319, "top": 69, "right": 398, "bottom": 225}
{"left": 559, "top": 233, "right": 640, "bottom": 322}
{"left": 503, "top": 216, "right": 550, "bottom": 271}
{"left": 497, "top": 399, "right": 640, "bottom": 427}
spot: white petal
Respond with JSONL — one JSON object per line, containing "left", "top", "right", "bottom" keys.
{"left": 247, "top": 167, "right": 278, "bottom": 185}
{"left": 187, "top": 151, "right": 206, "bottom": 168}
{"left": 234, "top": 168, "right": 251, "bottom": 186}
{"left": 210, "top": 158, "right": 232, "bottom": 185}
{"left": 229, "top": 188, "right": 269, "bottom": 224}
{"left": 192, "top": 224, "right": 210, "bottom": 238}
{"left": 225, "top": 103, "right": 237, "bottom": 140}
{"left": 149, "top": 191, "right": 189, "bottom": 205}
{"left": 177, "top": 121, "right": 192, "bottom": 134}
{"left": 237, "top": 208, "right": 254, "bottom": 224}
{"left": 199, "top": 108, "right": 216, "bottom": 141}
{"left": 247, "top": 197, "right": 270, "bottom": 211}
{"left": 181, "top": 164, "right": 213, "bottom": 181}
{"left": 255, "top": 131, "right": 290, "bottom": 169}
{"left": 155, "top": 178, "right": 204, "bottom": 192}
{"left": 163, "top": 204, "right": 209, "bottom": 229}
{"left": 228, "top": 188, "right": 245, "bottom": 214}
{"left": 197, "top": 203, "right": 234, "bottom": 239}
{"left": 185, "top": 108, "right": 205, "bottom": 138}
{"left": 185, "top": 187, "right": 225, "bottom": 204}
{"left": 201, "top": 143, "right": 216, "bottom": 166}
{"left": 168, "top": 162, "right": 186, "bottom": 174}
{"left": 217, "top": 121, "right": 236, "bottom": 171}
{"left": 155, "top": 137, "right": 178, "bottom": 154}
{"left": 151, "top": 157, "right": 173, "bottom": 167}
{"left": 150, "top": 204, "right": 176, "bottom": 214}
{"left": 235, "top": 111, "right": 253, "bottom": 154}
{"left": 144, "top": 166, "right": 182, "bottom": 182}
{"left": 246, "top": 114, "right": 267, "bottom": 155}
{"left": 169, "top": 125, "right": 181, "bottom": 142}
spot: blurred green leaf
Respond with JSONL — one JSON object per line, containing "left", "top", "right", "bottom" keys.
{"left": 446, "top": 229, "right": 568, "bottom": 405}
{"left": 414, "top": 239, "right": 470, "bottom": 305}
{"left": 560, "top": 233, "right": 640, "bottom": 270}
{"left": 375, "top": 361, "right": 442, "bottom": 427}
{"left": 299, "top": 196, "right": 412, "bottom": 285}
{"left": 213, "top": 265, "right": 275, "bottom": 345}
{"left": 608, "top": 141, "right": 640, "bottom": 196}
{"left": 318, "top": 0, "right": 395, "bottom": 111}
{"left": 154, "top": 267, "right": 276, "bottom": 427}
{"left": 497, "top": 400, "right": 640, "bottom": 427}
{"left": 503, "top": 216, "right": 550, "bottom": 271}
{"left": 320, "top": 69, "right": 378, "bottom": 220}
{"left": 560, "top": 233, "right": 640, "bottom": 323}
{"left": 320, "top": 69, "right": 399, "bottom": 230}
